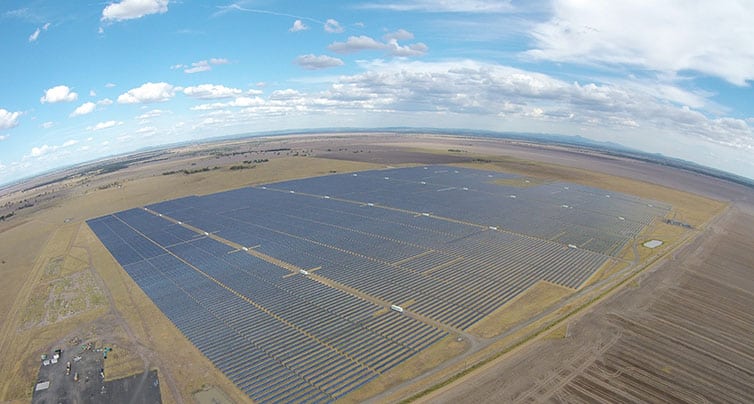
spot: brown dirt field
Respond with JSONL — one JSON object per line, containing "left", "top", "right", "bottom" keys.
{"left": 419, "top": 206, "right": 754, "bottom": 403}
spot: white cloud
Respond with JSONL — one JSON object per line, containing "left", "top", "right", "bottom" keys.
{"left": 295, "top": 54, "right": 345, "bottom": 70}
{"left": 28, "top": 28, "right": 41, "bottom": 42}
{"left": 28, "top": 22, "right": 50, "bottom": 42}
{"left": 185, "top": 63, "right": 211, "bottom": 74}
{"left": 136, "top": 109, "right": 165, "bottom": 119}
{"left": 190, "top": 96, "right": 265, "bottom": 111}
{"left": 324, "top": 18, "right": 344, "bottom": 33}
{"left": 526, "top": 0, "right": 754, "bottom": 86}
{"left": 183, "top": 84, "right": 242, "bottom": 99}
{"left": 358, "top": 0, "right": 514, "bottom": 13}
{"left": 40, "top": 85, "right": 78, "bottom": 103}
{"left": 136, "top": 126, "right": 157, "bottom": 135}
{"left": 70, "top": 102, "right": 97, "bottom": 117}
{"left": 31, "top": 144, "right": 52, "bottom": 157}
{"left": 0, "top": 135, "right": 7, "bottom": 141}
{"left": 270, "top": 89, "right": 302, "bottom": 99}
{"left": 230, "top": 96, "right": 265, "bottom": 107}
{"left": 105, "top": 82, "right": 116, "bottom": 88}
{"left": 117, "top": 82, "right": 175, "bottom": 103}
{"left": 329, "top": 36, "right": 385, "bottom": 53}
{"left": 41, "top": 121, "right": 54, "bottom": 129}
{"left": 89, "top": 89, "right": 97, "bottom": 97}
{"left": 98, "top": 98, "right": 114, "bottom": 106}
{"left": 181, "top": 58, "right": 229, "bottom": 74}
{"left": 89, "top": 120, "right": 124, "bottom": 131}
{"left": 289, "top": 19, "right": 308, "bottom": 32}
{"left": 197, "top": 59, "right": 752, "bottom": 159}
{"left": 0, "top": 109, "right": 21, "bottom": 129}
{"left": 62, "top": 139, "right": 78, "bottom": 147}
{"left": 101, "top": 0, "right": 169, "bottom": 22}
{"left": 328, "top": 35, "right": 428, "bottom": 57}
{"left": 386, "top": 39, "right": 428, "bottom": 57}
{"left": 383, "top": 29, "right": 414, "bottom": 41}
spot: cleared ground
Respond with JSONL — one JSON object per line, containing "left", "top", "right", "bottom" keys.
{"left": 0, "top": 133, "right": 739, "bottom": 403}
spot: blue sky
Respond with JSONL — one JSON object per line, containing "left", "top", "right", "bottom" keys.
{"left": 1, "top": 0, "right": 753, "bottom": 185}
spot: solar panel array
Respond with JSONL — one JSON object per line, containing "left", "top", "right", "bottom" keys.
{"left": 88, "top": 165, "right": 669, "bottom": 403}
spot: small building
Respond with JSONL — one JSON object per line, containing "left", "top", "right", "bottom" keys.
{"left": 35, "top": 381, "right": 50, "bottom": 392}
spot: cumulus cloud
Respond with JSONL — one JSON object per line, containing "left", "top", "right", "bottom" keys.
{"left": 526, "top": 0, "right": 754, "bottom": 86}
{"left": 183, "top": 84, "right": 242, "bottom": 99}
{"left": 117, "top": 82, "right": 175, "bottom": 103}
{"left": 101, "top": 0, "right": 169, "bottom": 22}
{"left": 295, "top": 54, "right": 345, "bottom": 70}
{"left": 31, "top": 144, "right": 52, "bottom": 157}
{"left": 89, "top": 120, "right": 124, "bottom": 131}
{"left": 28, "top": 22, "right": 50, "bottom": 42}
{"left": 328, "top": 36, "right": 385, "bottom": 53}
{"left": 324, "top": 18, "right": 344, "bottom": 33}
{"left": 70, "top": 102, "right": 97, "bottom": 117}
{"left": 386, "top": 39, "right": 428, "bottom": 57}
{"left": 40, "top": 85, "right": 78, "bottom": 103}
{"left": 290, "top": 19, "right": 308, "bottom": 32}
{"left": 191, "top": 59, "right": 752, "bottom": 159}
{"left": 230, "top": 96, "right": 265, "bottom": 107}
{"left": 328, "top": 33, "right": 428, "bottom": 57}
{"left": 383, "top": 28, "right": 414, "bottom": 41}
{"left": 358, "top": 0, "right": 514, "bottom": 13}
{"left": 27, "top": 139, "right": 80, "bottom": 161}
{"left": 0, "top": 108, "right": 21, "bottom": 129}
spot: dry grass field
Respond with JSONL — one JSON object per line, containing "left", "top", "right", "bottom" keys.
{"left": 0, "top": 148, "right": 382, "bottom": 402}
{"left": 0, "top": 133, "right": 743, "bottom": 403}
{"left": 468, "top": 281, "right": 572, "bottom": 339}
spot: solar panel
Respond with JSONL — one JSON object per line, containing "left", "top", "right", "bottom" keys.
{"left": 88, "top": 165, "right": 668, "bottom": 402}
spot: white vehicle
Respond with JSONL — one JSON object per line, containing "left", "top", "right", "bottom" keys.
{"left": 390, "top": 304, "right": 404, "bottom": 313}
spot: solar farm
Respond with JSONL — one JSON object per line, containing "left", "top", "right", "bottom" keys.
{"left": 87, "top": 165, "right": 670, "bottom": 403}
